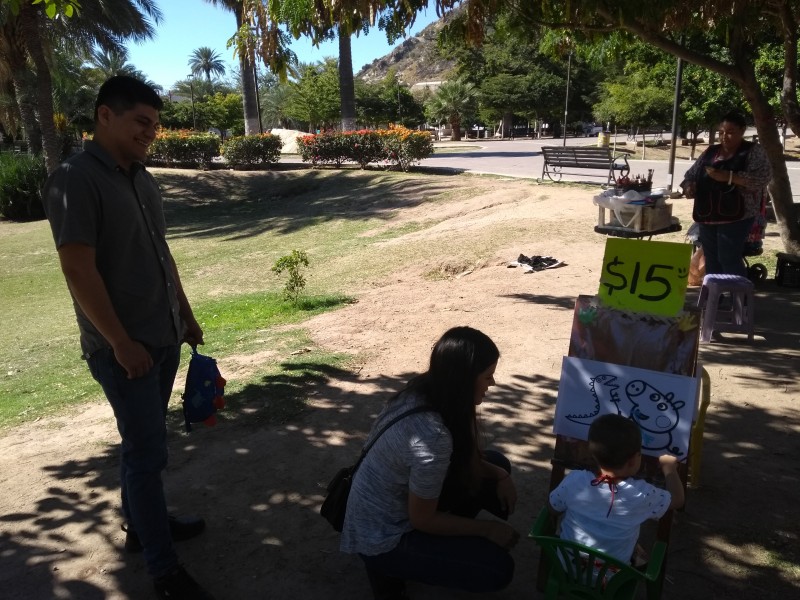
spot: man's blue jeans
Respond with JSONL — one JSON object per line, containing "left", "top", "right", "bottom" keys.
{"left": 87, "top": 344, "right": 181, "bottom": 577}
{"left": 698, "top": 218, "right": 754, "bottom": 276}
{"left": 360, "top": 450, "right": 515, "bottom": 596}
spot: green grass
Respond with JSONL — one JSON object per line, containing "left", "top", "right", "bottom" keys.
{"left": 5, "top": 167, "right": 780, "bottom": 431}
{"left": 751, "top": 248, "right": 780, "bottom": 278}
{"left": 194, "top": 291, "right": 353, "bottom": 354}
{"left": 165, "top": 327, "right": 354, "bottom": 430}
{"left": 199, "top": 292, "right": 337, "bottom": 332}
{"left": 0, "top": 168, "right": 480, "bottom": 431}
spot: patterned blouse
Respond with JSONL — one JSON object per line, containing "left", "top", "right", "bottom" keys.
{"left": 683, "top": 141, "right": 772, "bottom": 223}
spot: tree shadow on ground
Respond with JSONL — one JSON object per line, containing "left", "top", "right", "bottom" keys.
{"left": 689, "top": 280, "right": 800, "bottom": 385}
{"left": 666, "top": 399, "right": 800, "bottom": 599}
{"left": 501, "top": 287, "right": 800, "bottom": 598}
{"left": 4, "top": 284, "right": 798, "bottom": 598}
{"left": 155, "top": 169, "right": 461, "bottom": 241}
{"left": 499, "top": 292, "right": 579, "bottom": 311}
{"left": 0, "top": 356, "right": 558, "bottom": 599}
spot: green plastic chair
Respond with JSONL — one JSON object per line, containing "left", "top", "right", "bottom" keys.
{"left": 529, "top": 507, "right": 666, "bottom": 600}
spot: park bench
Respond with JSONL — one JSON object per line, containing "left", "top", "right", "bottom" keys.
{"left": 540, "top": 145, "right": 630, "bottom": 185}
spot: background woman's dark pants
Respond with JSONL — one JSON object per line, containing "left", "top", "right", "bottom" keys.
{"left": 698, "top": 218, "right": 754, "bottom": 276}
{"left": 360, "top": 450, "right": 515, "bottom": 599}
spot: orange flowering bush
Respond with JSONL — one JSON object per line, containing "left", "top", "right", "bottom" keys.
{"left": 221, "top": 134, "right": 283, "bottom": 169}
{"left": 296, "top": 126, "right": 434, "bottom": 171}
{"left": 147, "top": 130, "right": 221, "bottom": 169}
{"left": 381, "top": 125, "right": 435, "bottom": 172}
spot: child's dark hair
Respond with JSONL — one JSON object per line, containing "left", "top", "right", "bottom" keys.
{"left": 94, "top": 75, "right": 163, "bottom": 121}
{"left": 588, "top": 414, "right": 642, "bottom": 470}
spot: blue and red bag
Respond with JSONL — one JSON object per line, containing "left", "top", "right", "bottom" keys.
{"left": 182, "top": 346, "right": 226, "bottom": 432}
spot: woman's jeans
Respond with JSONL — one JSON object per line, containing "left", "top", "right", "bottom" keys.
{"left": 87, "top": 344, "right": 181, "bottom": 577}
{"left": 698, "top": 218, "right": 754, "bottom": 277}
{"left": 360, "top": 450, "right": 515, "bottom": 596}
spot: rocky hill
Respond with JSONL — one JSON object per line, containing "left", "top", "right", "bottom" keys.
{"left": 355, "top": 10, "right": 460, "bottom": 89}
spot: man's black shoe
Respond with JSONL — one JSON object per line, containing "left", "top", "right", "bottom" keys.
{"left": 154, "top": 565, "right": 215, "bottom": 600}
{"left": 124, "top": 515, "right": 206, "bottom": 553}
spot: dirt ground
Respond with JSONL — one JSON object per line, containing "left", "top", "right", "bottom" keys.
{"left": 1, "top": 175, "right": 798, "bottom": 599}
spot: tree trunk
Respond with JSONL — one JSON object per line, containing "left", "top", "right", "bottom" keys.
{"left": 778, "top": 0, "right": 800, "bottom": 136}
{"left": 501, "top": 111, "right": 513, "bottom": 138}
{"left": 20, "top": 3, "right": 60, "bottom": 172}
{"left": 450, "top": 117, "right": 462, "bottom": 141}
{"left": 241, "top": 53, "right": 261, "bottom": 134}
{"left": 12, "top": 72, "right": 41, "bottom": 155}
{"left": 234, "top": 10, "right": 260, "bottom": 135}
{"left": 738, "top": 55, "right": 800, "bottom": 253}
{"left": 338, "top": 28, "right": 356, "bottom": 131}
{"left": 2, "top": 18, "right": 41, "bottom": 157}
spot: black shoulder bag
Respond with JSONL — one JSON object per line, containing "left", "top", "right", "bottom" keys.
{"left": 320, "top": 405, "right": 431, "bottom": 532}
{"left": 692, "top": 141, "right": 753, "bottom": 222}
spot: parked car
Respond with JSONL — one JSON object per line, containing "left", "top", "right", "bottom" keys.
{"left": 583, "top": 122, "right": 603, "bottom": 136}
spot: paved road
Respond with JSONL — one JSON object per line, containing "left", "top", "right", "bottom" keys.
{"left": 420, "top": 135, "right": 800, "bottom": 199}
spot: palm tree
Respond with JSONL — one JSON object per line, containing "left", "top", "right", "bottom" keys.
{"left": 0, "top": 0, "right": 162, "bottom": 172}
{"left": 248, "top": 1, "right": 424, "bottom": 131}
{"left": 261, "top": 82, "right": 294, "bottom": 129}
{"left": 203, "top": 0, "right": 260, "bottom": 135}
{"left": 189, "top": 46, "right": 226, "bottom": 85}
{"left": 50, "top": 50, "right": 100, "bottom": 139}
{"left": 89, "top": 48, "right": 159, "bottom": 88}
{"left": 425, "top": 79, "right": 479, "bottom": 142}
{"left": 338, "top": 26, "right": 356, "bottom": 131}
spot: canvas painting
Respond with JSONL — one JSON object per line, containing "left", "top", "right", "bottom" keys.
{"left": 568, "top": 295, "right": 700, "bottom": 376}
{"left": 554, "top": 356, "right": 699, "bottom": 458}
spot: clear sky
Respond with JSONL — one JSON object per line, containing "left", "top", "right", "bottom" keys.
{"left": 125, "top": 1, "right": 441, "bottom": 92}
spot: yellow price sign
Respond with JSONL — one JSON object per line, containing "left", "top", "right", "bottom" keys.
{"left": 598, "top": 238, "right": 692, "bottom": 316}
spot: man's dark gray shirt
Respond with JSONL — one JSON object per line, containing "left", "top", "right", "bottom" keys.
{"left": 43, "top": 141, "right": 183, "bottom": 357}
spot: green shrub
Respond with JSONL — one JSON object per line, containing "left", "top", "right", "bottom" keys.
{"left": 296, "top": 133, "right": 350, "bottom": 167}
{"left": 221, "top": 134, "right": 283, "bottom": 169}
{"left": 296, "top": 126, "right": 434, "bottom": 171}
{"left": 343, "top": 130, "right": 387, "bottom": 168}
{"left": 272, "top": 250, "right": 310, "bottom": 304}
{"left": 147, "top": 130, "right": 221, "bottom": 169}
{"left": 0, "top": 153, "right": 46, "bottom": 221}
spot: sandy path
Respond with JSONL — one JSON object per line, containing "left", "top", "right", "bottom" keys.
{"left": 1, "top": 178, "right": 798, "bottom": 599}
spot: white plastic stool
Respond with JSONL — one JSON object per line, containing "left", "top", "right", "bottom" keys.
{"left": 697, "top": 274, "right": 755, "bottom": 342}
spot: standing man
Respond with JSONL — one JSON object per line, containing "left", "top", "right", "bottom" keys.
{"left": 43, "top": 76, "right": 214, "bottom": 600}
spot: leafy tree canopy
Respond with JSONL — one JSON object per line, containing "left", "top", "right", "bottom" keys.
{"left": 2, "top": 0, "right": 80, "bottom": 19}
{"left": 431, "top": 0, "right": 800, "bottom": 251}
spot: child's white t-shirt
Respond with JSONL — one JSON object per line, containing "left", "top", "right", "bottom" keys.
{"left": 549, "top": 470, "right": 671, "bottom": 562}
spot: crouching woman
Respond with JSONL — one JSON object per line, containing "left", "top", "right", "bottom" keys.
{"left": 340, "top": 326, "right": 519, "bottom": 599}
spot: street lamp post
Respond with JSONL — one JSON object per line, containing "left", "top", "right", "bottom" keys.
{"left": 562, "top": 51, "right": 572, "bottom": 147}
{"left": 187, "top": 74, "right": 197, "bottom": 130}
{"left": 396, "top": 74, "right": 402, "bottom": 124}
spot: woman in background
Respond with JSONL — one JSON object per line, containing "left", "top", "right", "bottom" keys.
{"left": 682, "top": 111, "right": 771, "bottom": 276}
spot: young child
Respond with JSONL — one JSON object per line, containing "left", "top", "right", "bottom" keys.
{"left": 548, "top": 414, "right": 685, "bottom": 564}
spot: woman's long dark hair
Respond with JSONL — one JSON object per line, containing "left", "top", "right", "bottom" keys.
{"left": 402, "top": 326, "right": 500, "bottom": 484}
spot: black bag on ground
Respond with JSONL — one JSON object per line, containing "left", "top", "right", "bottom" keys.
{"left": 319, "top": 406, "right": 431, "bottom": 532}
